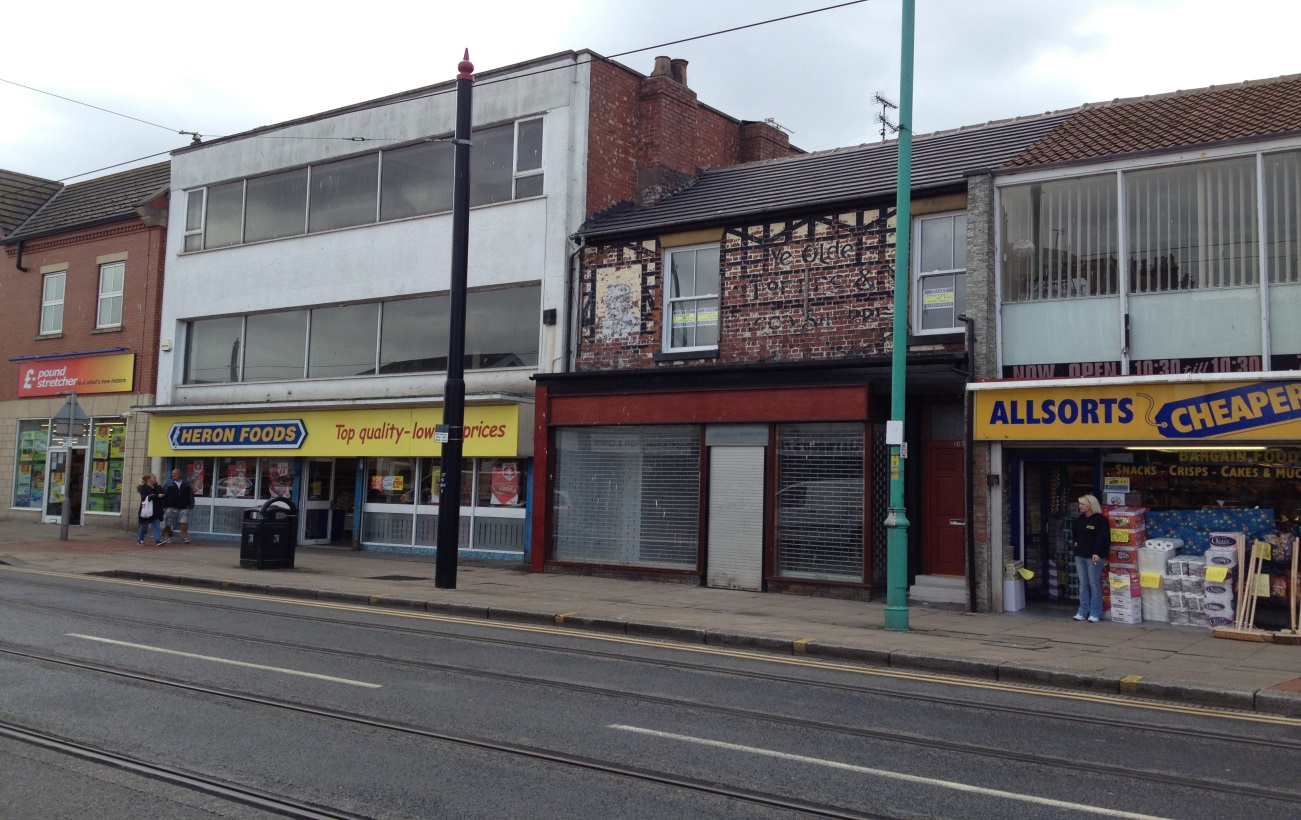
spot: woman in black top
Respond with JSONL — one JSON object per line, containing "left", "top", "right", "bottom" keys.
{"left": 136, "top": 474, "right": 164, "bottom": 546}
{"left": 1071, "top": 494, "right": 1109, "bottom": 622}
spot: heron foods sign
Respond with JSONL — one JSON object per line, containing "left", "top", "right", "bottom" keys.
{"left": 973, "top": 380, "right": 1301, "bottom": 441}
{"left": 150, "top": 405, "right": 521, "bottom": 456}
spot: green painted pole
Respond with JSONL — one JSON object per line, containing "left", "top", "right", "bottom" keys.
{"left": 884, "top": 0, "right": 915, "bottom": 631}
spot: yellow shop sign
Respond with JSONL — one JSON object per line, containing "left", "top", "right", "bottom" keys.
{"left": 150, "top": 405, "right": 521, "bottom": 457}
{"left": 973, "top": 380, "right": 1301, "bottom": 441}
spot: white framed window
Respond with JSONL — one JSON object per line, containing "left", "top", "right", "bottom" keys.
{"left": 913, "top": 212, "right": 967, "bottom": 334}
{"left": 664, "top": 244, "right": 720, "bottom": 352}
{"left": 97, "top": 262, "right": 125, "bottom": 328}
{"left": 183, "top": 188, "right": 205, "bottom": 252}
{"left": 40, "top": 272, "right": 65, "bottom": 335}
{"left": 513, "top": 118, "right": 544, "bottom": 198}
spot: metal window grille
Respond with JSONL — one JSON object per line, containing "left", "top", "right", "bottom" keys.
{"left": 775, "top": 423, "right": 865, "bottom": 582}
{"left": 553, "top": 426, "right": 700, "bottom": 569}
{"left": 870, "top": 423, "right": 888, "bottom": 585}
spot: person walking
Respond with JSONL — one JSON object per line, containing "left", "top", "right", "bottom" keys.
{"left": 136, "top": 474, "right": 164, "bottom": 546}
{"left": 1071, "top": 494, "right": 1110, "bottom": 623}
{"left": 161, "top": 468, "right": 195, "bottom": 544}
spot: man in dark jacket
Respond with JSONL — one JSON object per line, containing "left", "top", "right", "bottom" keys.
{"left": 162, "top": 468, "right": 195, "bottom": 544}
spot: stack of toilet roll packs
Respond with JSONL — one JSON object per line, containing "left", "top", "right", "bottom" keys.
{"left": 1140, "top": 539, "right": 1180, "bottom": 623}
{"left": 1201, "top": 539, "right": 1240, "bottom": 628}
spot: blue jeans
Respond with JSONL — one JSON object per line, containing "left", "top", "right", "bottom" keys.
{"left": 138, "top": 519, "right": 161, "bottom": 543}
{"left": 1075, "top": 556, "right": 1104, "bottom": 620}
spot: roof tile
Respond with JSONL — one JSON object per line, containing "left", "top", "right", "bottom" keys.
{"left": 4, "top": 162, "right": 169, "bottom": 241}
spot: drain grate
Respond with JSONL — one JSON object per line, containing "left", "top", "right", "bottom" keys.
{"left": 367, "top": 575, "right": 428, "bottom": 582}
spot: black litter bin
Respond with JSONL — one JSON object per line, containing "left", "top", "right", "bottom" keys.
{"left": 240, "top": 497, "right": 298, "bottom": 569}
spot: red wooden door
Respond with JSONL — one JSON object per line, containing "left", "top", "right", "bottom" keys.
{"left": 923, "top": 442, "right": 966, "bottom": 576}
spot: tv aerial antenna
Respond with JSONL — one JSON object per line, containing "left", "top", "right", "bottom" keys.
{"left": 873, "top": 91, "right": 899, "bottom": 141}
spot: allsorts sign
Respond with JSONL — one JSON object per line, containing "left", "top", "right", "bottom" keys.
{"left": 974, "top": 380, "right": 1301, "bottom": 441}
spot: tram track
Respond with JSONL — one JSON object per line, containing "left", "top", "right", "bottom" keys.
{"left": 0, "top": 718, "right": 367, "bottom": 819}
{"left": 4, "top": 570, "right": 1300, "bottom": 743}
{"left": 0, "top": 644, "right": 890, "bottom": 820}
{"left": 3, "top": 583, "right": 1301, "bottom": 807}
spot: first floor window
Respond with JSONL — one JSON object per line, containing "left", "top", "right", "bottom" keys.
{"left": 97, "top": 262, "right": 125, "bottom": 328}
{"left": 41, "top": 272, "right": 65, "bottom": 334}
{"left": 914, "top": 212, "right": 967, "bottom": 334}
{"left": 664, "top": 244, "right": 720, "bottom": 352}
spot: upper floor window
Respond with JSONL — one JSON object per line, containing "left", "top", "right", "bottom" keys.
{"left": 1001, "top": 173, "right": 1118, "bottom": 302}
{"left": 97, "top": 262, "right": 125, "bottom": 328}
{"left": 914, "top": 212, "right": 967, "bottom": 334}
{"left": 183, "top": 285, "right": 541, "bottom": 384}
{"left": 664, "top": 244, "right": 720, "bottom": 352}
{"left": 40, "top": 272, "right": 65, "bottom": 335}
{"left": 183, "top": 118, "right": 544, "bottom": 252}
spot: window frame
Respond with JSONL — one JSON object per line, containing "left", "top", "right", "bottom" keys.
{"left": 182, "top": 118, "right": 545, "bottom": 252}
{"left": 40, "top": 272, "right": 65, "bottom": 335}
{"left": 96, "top": 261, "right": 125, "bottom": 329}
{"left": 662, "top": 243, "right": 721, "bottom": 354}
{"left": 912, "top": 211, "right": 967, "bottom": 336}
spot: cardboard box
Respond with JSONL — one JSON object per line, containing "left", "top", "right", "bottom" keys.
{"left": 1108, "top": 598, "right": 1143, "bottom": 623}
{"left": 1106, "top": 506, "right": 1148, "bottom": 529}
{"left": 1003, "top": 579, "right": 1026, "bottom": 612}
{"left": 1109, "top": 547, "right": 1139, "bottom": 569}
{"left": 1110, "top": 526, "right": 1147, "bottom": 547}
{"left": 1109, "top": 570, "right": 1142, "bottom": 598}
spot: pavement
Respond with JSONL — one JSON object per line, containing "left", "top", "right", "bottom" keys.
{"left": 2, "top": 519, "right": 1300, "bottom": 717}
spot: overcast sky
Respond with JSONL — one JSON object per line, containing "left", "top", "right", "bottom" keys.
{"left": 4, "top": 0, "right": 1300, "bottom": 183}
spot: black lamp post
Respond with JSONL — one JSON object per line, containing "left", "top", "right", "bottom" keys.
{"left": 435, "top": 51, "right": 474, "bottom": 589}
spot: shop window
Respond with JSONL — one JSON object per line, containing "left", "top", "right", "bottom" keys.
{"left": 85, "top": 421, "right": 126, "bottom": 514}
{"left": 260, "top": 459, "right": 295, "bottom": 499}
{"left": 913, "top": 212, "right": 966, "bottom": 334}
{"left": 216, "top": 457, "right": 257, "bottom": 499}
{"left": 243, "top": 311, "right": 308, "bottom": 381}
{"left": 366, "top": 458, "right": 415, "bottom": 505}
{"left": 1001, "top": 173, "right": 1118, "bottom": 303}
{"left": 244, "top": 168, "right": 308, "bottom": 243}
{"left": 96, "top": 262, "right": 124, "bottom": 328}
{"left": 40, "top": 272, "right": 65, "bottom": 335}
{"left": 309, "top": 154, "right": 379, "bottom": 233}
{"left": 308, "top": 304, "right": 379, "bottom": 378}
{"left": 185, "top": 458, "right": 212, "bottom": 498}
{"left": 775, "top": 423, "right": 864, "bottom": 582}
{"left": 664, "top": 244, "right": 720, "bottom": 352}
{"left": 477, "top": 459, "right": 526, "bottom": 507}
{"left": 13, "top": 420, "right": 50, "bottom": 510}
{"left": 552, "top": 426, "right": 700, "bottom": 569}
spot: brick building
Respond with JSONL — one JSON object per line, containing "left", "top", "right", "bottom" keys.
{"left": 532, "top": 113, "right": 1065, "bottom": 604}
{"left": 147, "top": 51, "right": 794, "bottom": 554}
{"left": 0, "top": 163, "right": 169, "bottom": 528}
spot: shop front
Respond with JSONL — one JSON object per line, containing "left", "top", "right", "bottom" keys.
{"left": 974, "top": 376, "right": 1301, "bottom": 628}
{"left": 147, "top": 404, "right": 531, "bottom": 557}
{"left": 6, "top": 353, "right": 142, "bottom": 528}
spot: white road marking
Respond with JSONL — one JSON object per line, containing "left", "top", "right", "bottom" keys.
{"left": 610, "top": 724, "right": 1171, "bottom": 820}
{"left": 67, "top": 634, "right": 382, "bottom": 688}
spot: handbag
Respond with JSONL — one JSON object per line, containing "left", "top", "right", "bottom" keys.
{"left": 140, "top": 496, "right": 154, "bottom": 518}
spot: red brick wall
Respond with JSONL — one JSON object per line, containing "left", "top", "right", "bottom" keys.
{"left": 578, "top": 208, "right": 911, "bottom": 371}
{"left": 586, "top": 57, "right": 797, "bottom": 216}
{"left": 1, "top": 215, "right": 166, "bottom": 402}
{"left": 586, "top": 60, "right": 643, "bottom": 216}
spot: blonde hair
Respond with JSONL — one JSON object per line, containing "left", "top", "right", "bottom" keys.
{"left": 1078, "top": 494, "right": 1102, "bottom": 515}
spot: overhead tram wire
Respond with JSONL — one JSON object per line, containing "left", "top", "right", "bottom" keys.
{"left": 1, "top": 0, "right": 872, "bottom": 190}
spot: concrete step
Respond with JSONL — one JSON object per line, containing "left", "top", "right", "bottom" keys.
{"left": 909, "top": 574, "right": 968, "bottom": 605}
